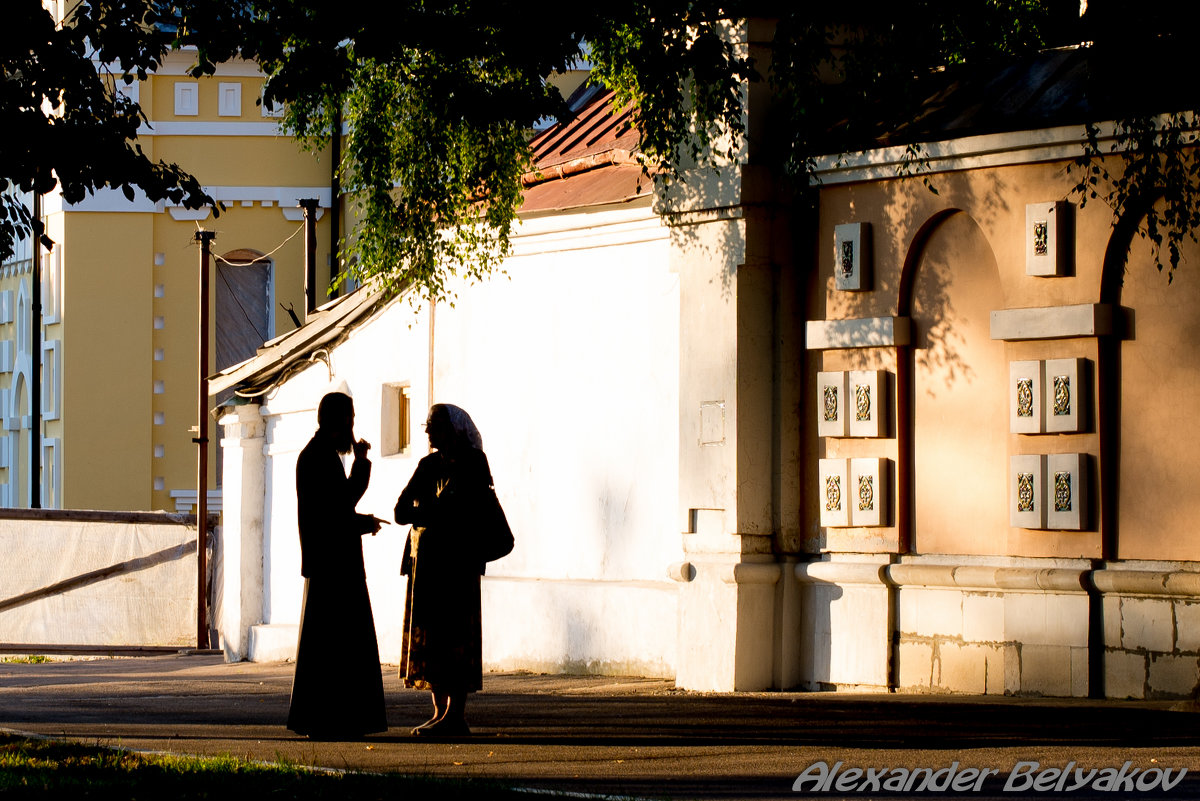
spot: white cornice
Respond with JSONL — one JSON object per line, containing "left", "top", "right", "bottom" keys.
{"left": 206, "top": 186, "right": 330, "bottom": 207}
{"left": 43, "top": 185, "right": 330, "bottom": 216}
{"left": 94, "top": 51, "right": 266, "bottom": 79}
{"left": 510, "top": 200, "right": 665, "bottom": 257}
{"left": 137, "top": 121, "right": 286, "bottom": 137}
{"left": 43, "top": 186, "right": 162, "bottom": 214}
{"left": 157, "top": 51, "right": 266, "bottom": 78}
{"left": 812, "top": 118, "right": 1194, "bottom": 185}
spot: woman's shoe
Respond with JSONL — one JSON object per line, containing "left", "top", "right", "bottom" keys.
{"left": 411, "top": 714, "right": 441, "bottom": 735}
{"left": 415, "top": 716, "right": 470, "bottom": 737}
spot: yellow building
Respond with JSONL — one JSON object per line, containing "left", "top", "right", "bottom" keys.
{"left": 0, "top": 44, "right": 334, "bottom": 512}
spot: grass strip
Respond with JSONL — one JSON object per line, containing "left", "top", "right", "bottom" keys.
{"left": 0, "top": 733, "right": 569, "bottom": 799}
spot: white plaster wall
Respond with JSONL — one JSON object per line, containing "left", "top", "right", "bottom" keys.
{"left": 252, "top": 203, "right": 683, "bottom": 675}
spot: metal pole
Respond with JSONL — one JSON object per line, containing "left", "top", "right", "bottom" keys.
{"left": 30, "top": 192, "right": 41, "bottom": 508}
{"left": 194, "top": 229, "right": 216, "bottom": 649}
{"left": 299, "top": 199, "right": 319, "bottom": 318}
{"left": 330, "top": 110, "right": 341, "bottom": 298}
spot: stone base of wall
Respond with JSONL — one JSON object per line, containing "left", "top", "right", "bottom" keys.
{"left": 1097, "top": 565, "right": 1200, "bottom": 698}
{"left": 247, "top": 623, "right": 297, "bottom": 662}
{"left": 481, "top": 576, "right": 678, "bottom": 680}
{"left": 797, "top": 556, "right": 1200, "bottom": 699}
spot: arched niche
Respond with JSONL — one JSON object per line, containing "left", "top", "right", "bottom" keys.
{"left": 900, "top": 210, "right": 1007, "bottom": 555}
{"left": 1107, "top": 201, "right": 1200, "bottom": 561}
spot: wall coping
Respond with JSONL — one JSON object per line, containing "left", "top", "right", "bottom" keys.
{"left": 1090, "top": 569, "right": 1200, "bottom": 597}
{"left": 796, "top": 557, "right": 1200, "bottom": 599}
{"left": 0, "top": 508, "right": 194, "bottom": 526}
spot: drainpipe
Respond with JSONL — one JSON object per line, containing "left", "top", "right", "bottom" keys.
{"left": 30, "top": 191, "right": 41, "bottom": 508}
{"left": 427, "top": 297, "right": 436, "bottom": 408}
{"left": 300, "top": 199, "right": 319, "bottom": 318}
{"left": 329, "top": 108, "right": 341, "bottom": 297}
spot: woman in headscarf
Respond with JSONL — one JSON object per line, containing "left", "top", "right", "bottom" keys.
{"left": 394, "top": 403, "right": 490, "bottom": 736}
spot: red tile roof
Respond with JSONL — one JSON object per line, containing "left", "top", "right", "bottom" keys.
{"left": 529, "top": 88, "right": 639, "bottom": 170}
{"left": 521, "top": 88, "right": 651, "bottom": 211}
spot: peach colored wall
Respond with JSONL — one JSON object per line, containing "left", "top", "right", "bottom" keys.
{"left": 809, "top": 156, "right": 1198, "bottom": 560}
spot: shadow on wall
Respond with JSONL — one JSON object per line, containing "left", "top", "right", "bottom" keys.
{"left": 822, "top": 170, "right": 1011, "bottom": 393}
{"left": 655, "top": 166, "right": 747, "bottom": 297}
{"left": 798, "top": 580, "right": 843, "bottom": 690}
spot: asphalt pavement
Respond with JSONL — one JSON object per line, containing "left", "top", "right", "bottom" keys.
{"left": 3, "top": 653, "right": 1200, "bottom": 800}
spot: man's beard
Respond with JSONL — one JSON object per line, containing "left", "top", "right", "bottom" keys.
{"left": 332, "top": 429, "right": 354, "bottom": 454}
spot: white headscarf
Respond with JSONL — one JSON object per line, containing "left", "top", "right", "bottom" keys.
{"left": 433, "top": 403, "right": 483, "bottom": 451}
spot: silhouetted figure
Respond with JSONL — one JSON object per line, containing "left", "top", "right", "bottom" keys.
{"left": 395, "top": 403, "right": 492, "bottom": 736}
{"left": 287, "top": 391, "right": 386, "bottom": 739}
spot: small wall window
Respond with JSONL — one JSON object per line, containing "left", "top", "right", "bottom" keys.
{"left": 41, "top": 340, "right": 60, "bottom": 421}
{"left": 218, "top": 82, "right": 241, "bottom": 117}
{"left": 381, "top": 383, "right": 412, "bottom": 457}
{"left": 42, "top": 438, "right": 60, "bottom": 510}
{"left": 260, "top": 86, "right": 284, "bottom": 118}
{"left": 174, "top": 81, "right": 198, "bottom": 116}
{"left": 116, "top": 77, "right": 139, "bottom": 105}
{"left": 41, "top": 248, "right": 60, "bottom": 323}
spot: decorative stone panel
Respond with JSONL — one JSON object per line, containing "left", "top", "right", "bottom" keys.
{"left": 1010, "top": 454, "right": 1046, "bottom": 528}
{"left": 1025, "top": 200, "right": 1071, "bottom": 276}
{"left": 833, "top": 222, "right": 871, "bottom": 291}
{"left": 817, "top": 372, "right": 848, "bottom": 437}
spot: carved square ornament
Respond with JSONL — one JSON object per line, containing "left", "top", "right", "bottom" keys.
{"left": 1009, "top": 361, "right": 1043, "bottom": 434}
{"left": 818, "top": 458, "right": 850, "bottom": 527}
{"left": 1047, "top": 453, "right": 1087, "bottom": 530}
{"left": 849, "top": 457, "right": 888, "bottom": 527}
{"left": 1025, "top": 201, "right": 1072, "bottom": 276}
{"left": 1010, "top": 454, "right": 1046, "bottom": 528}
{"left": 1044, "top": 358, "right": 1086, "bottom": 433}
{"left": 817, "top": 371, "right": 848, "bottom": 437}
{"left": 848, "top": 370, "right": 887, "bottom": 438}
{"left": 833, "top": 222, "right": 871, "bottom": 291}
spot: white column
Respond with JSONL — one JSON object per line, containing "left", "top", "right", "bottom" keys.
{"left": 217, "top": 403, "right": 266, "bottom": 661}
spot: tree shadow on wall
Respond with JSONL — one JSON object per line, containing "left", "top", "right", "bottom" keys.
{"left": 818, "top": 168, "right": 1013, "bottom": 400}
{"left": 653, "top": 164, "right": 750, "bottom": 299}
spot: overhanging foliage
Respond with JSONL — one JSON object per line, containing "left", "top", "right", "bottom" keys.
{"left": 4, "top": 1, "right": 1200, "bottom": 293}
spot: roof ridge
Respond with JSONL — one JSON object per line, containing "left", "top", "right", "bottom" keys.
{"left": 521, "top": 149, "right": 645, "bottom": 188}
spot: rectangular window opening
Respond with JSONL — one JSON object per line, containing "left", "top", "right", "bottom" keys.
{"left": 381, "top": 383, "right": 412, "bottom": 457}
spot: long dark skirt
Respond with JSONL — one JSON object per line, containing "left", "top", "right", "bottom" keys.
{"left": 399, "top": 527, "right": 482, "bottom": 693}
{"left": 287, "top": 576, "right": 387, "bottom": 737}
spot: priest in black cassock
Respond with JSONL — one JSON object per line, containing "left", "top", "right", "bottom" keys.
{"left": 286, "top": 391, "right": 387, "bottom": 739}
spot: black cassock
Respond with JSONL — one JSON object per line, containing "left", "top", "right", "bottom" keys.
{"left": 286, "top": 430, "right": 387, "bottom": 738}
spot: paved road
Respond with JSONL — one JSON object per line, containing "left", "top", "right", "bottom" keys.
{"left": 3, "top": 654, "right": 1200, "bottom": 799}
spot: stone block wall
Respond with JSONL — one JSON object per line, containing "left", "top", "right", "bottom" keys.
{"left": 894, "top": 583, "right": 1089, "bottom": 697}
{"left": 1095, "top": 566, "right": 1200, "bottom": 699}
{"left": 797, "top": 556, "right": 1200, "bottom": 698}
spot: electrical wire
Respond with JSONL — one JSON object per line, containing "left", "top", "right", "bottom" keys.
{"left": 212, "top": 221, "right": 306, "bottom": 267}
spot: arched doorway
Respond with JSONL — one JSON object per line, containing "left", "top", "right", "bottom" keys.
{"left": 216, "top": 249, "right": 272, "bottom": 377}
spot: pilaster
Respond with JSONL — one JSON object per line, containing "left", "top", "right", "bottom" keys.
{"left": 216, "top": 403, "right": 266, "bottom": 661}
